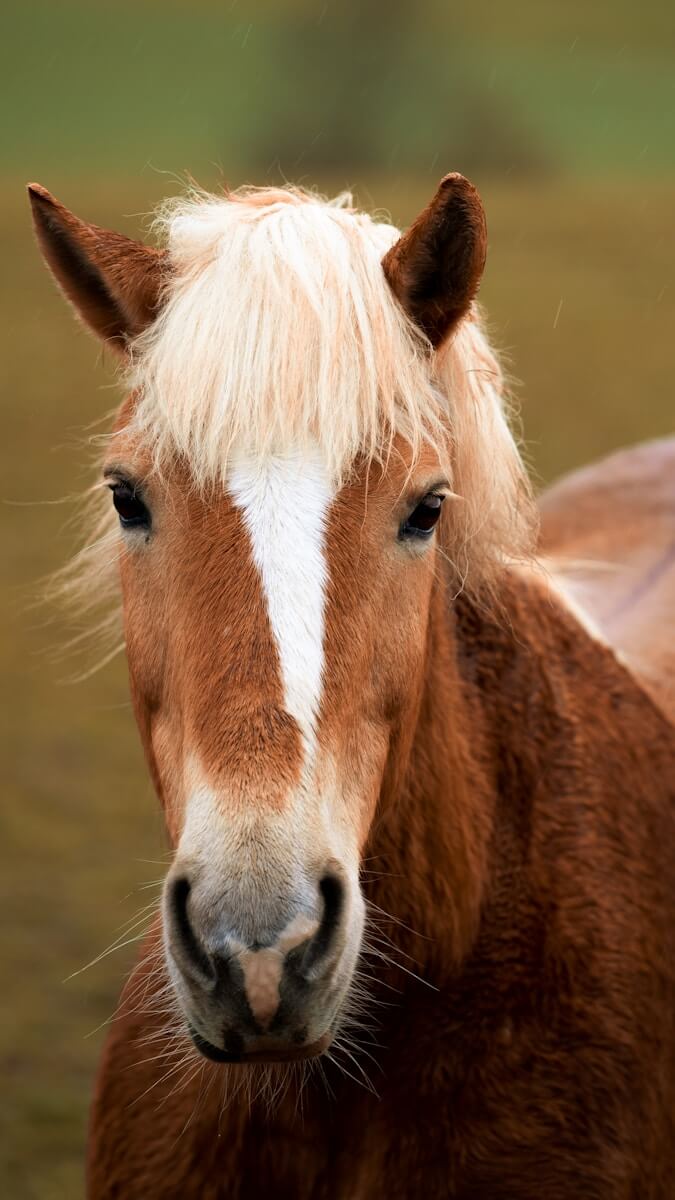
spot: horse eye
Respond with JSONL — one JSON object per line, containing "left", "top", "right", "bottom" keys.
{"left": 110, "top": 483, "right": 150, "bottom": 530}
{"left": 400, "top": 493, "right": 444, "bottom": 540}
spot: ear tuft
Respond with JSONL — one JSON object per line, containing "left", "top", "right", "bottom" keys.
{"left": 27, "top": 182, "right": 53, "bottom": 203}
{"left": 382, "top": 172, "right": 487, "bottom": 349}
{"left": 27, "top": 183, "right": 167, "bottom": 353}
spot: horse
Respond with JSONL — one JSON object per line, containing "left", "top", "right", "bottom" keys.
{"left": 29, "top": 173, "right": 675, "bottom": 1199}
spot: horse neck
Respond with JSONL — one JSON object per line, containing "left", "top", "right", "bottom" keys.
{"left": 363, "top": 563, "right": 552, "bottom": 979}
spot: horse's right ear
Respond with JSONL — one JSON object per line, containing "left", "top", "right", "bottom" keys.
{"left": 27, "top": 183, "right": 167, "bottom": 354}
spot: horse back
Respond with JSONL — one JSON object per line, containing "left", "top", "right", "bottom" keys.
{"left": 539, "top": 436, "right": 675, "bottom": 723}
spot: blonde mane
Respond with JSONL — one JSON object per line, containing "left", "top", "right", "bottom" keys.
{"left": 56, "top": 184, "right": 535, "bottom": 662}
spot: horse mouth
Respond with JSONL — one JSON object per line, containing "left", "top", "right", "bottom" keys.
{"left": 189, "top": 1027, "right": 332, "bottom": 1064}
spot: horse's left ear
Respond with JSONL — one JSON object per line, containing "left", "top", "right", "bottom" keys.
{"left": 27, "top": 183, "right": 167, "bottom": 354}
{"left": 382, "top": 173, "right": 487, "bottom": 349}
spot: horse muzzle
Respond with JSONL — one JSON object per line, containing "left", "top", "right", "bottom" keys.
{"left": 162, "top": 863, "right": 362, "bottom": 1063}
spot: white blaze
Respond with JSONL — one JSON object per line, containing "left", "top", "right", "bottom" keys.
{"left": 228, "top": 446, "right": 334, "bottom": 752}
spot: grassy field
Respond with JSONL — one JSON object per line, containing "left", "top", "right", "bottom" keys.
{"left": 2, "top": 169, "right": 674, "bottom": 1197}
{"left": 3, "top": 2, "right": 674, "bottom": 179}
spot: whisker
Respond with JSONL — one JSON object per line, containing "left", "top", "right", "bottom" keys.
{"left": 64, "top": 930, "right": 152, "bottom": 981}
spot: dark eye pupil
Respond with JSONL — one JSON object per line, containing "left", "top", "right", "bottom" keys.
{"left": 111, "top": 485, "right": 149, "bottom": 528}
{"left": 401, "top": 493, "right": 444, "bottom": 539}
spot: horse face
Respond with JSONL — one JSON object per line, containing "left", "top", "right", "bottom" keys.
{"left": 105, "top": 427, "right": 447, "bottom": 1062}
{"left": 30, "top": 173, "right": 488, "bottom": 1063}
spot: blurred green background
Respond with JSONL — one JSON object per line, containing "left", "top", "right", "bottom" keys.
{"left": 2, "top": 1, "right": 674, "bottom": 1195}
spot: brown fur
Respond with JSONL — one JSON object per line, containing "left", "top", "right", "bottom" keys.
{"left": 540, "top": 438, "right": 675, "bottom": 724}
{"left": 382, "top": 173, "right": 487, "bottom": 347}
{"left": 89, "top": 560, "right": 675, "bottom": 1198}
{"left": 108, "top": 408, "right": 305, "bottom": 838}
{"left": 27, "top": 184, "right": 165, "bottom": 349}
{"left": 28, "top": 180, "right": 675, "bottom": 1197}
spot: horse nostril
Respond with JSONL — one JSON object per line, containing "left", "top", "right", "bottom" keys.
{"left": 302, "top": 873, "right": 345, "bottom": 972}
{"left": 169, "top": 876, "right": 214, "bottom": 984}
